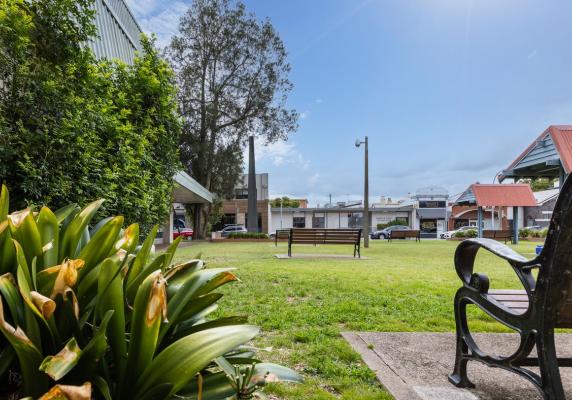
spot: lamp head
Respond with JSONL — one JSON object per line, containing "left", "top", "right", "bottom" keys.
{"left": 355, "top": 139, "right": 361, "bottom": 148}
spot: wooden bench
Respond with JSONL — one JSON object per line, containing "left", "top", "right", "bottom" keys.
{"left": 448, "top": 176, "right": 572, "bottom": 399}
{"left": 388, "top": 230, "right": 420, "bottom": 242}
{"left": 288, "top": 228, "right": 362, "bottom": 258}
{"left": 274, "top": 229, "right": 290, "bottom": 246}
{"left": 482, "top": 229, "right": 513, "bottom": 243}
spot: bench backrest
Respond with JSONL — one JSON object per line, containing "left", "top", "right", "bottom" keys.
{"left": 536, "top": 176, "right": 572, "bottom": 327}
{"left": 290, "top": 228, "right": 361, "bottom": 245}
{"left": 390, "top": 230, "right": 419, "bottom": 238}
{"left": 275, "top": 229, "right": 290, "bottom": 239}
{"left": 482, "top": 230, "right": 512, "bottom": 239}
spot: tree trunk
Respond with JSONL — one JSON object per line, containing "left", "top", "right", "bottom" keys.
{"left": 200, "top": 204, "right": 210, "bottom": 238}
{"left": 193, "top": 203, "right": 203, "bottom": 240}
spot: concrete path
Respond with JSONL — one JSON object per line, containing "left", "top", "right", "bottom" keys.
{"left": 343, "top": 332, "right": 572, "bottom": 400}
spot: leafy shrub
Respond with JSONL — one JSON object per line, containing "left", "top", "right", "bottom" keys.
{"left": 453, "top": 229, "right": 477, "bottom": 238}
{"left": 376, "top": 220, "right": 407, "bottom": 230}
{"left": 519, "top": 228, "right": 531, "bottom": 238}
{"left": 519, "top": 228, "right": 548, "bottom": 238}
{"left": 228, "top": 232, "right": 269, "bottom": 239}
{"left": 0, "top": 186, "right": 300, "bottom": 399}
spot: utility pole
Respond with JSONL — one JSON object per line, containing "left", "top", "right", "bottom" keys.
{"left": 355, "top": 136, "right": 369, "bottom": 248}
{"left": 247, "top": 136, "right": 258, "bottom": 232}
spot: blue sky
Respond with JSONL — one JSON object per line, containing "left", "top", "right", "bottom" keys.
{"left": 127, "top": 0, "right": 572, "bottom": 206}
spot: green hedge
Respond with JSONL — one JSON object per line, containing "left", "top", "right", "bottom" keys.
{"left": 376, "top": 220, "right": 407, "bottom": 230}
{"left": 453, "top": 229, "right": 478, "bottom": 238}
{"left": 0, "top": 1, "right": 181, "bottom": 233}
{"left": 228, "top": 232, "right": 269, "bottom": 239}
{"left": 519, "top": 228, "right": 548, "bottom": 238}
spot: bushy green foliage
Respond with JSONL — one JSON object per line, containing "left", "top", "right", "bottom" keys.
{"left": 453, "top": 229, "right": 478, "bottom": 238}
{"left": 271, "top": 197, "right": 301, "bottom": 208}
{"left": 0, "top": 186, "right": 301, "bottom": 399}
{"left": 0, "top": 0, "right": 181, "bottom": 233}
{"left": 376, "top": 220, "right": 407, "bottom": 230}
{"left": 228, "top": 232, "right": 269, "bottom": 239}
{"left": 519, "top": 228, "right": 548, "bottom": 238}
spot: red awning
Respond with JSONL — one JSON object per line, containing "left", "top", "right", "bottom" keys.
{"left": 471, "top": 184, "right": 537, "bottom": 207}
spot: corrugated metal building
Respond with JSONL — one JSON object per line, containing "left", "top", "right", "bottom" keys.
{"left": 87, "top": 0, "right": 142, "bottom": 64}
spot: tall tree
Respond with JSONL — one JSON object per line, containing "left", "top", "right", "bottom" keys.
{"left": 168, "top": 0, "right": 298, "bottom": 237}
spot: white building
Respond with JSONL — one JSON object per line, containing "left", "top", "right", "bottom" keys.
{"left": 412, "top": 186, "right": 449, "bottom": 238}
{"left": 269, "top": 203, "right": 415, "bottom": 234}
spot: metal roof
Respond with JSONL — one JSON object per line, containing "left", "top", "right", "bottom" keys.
{"left": 88, "top": 0, "right": 143, "bottom": 64}
{"left": 534, "top": 188, "right": 560, "bottom": 206}
{"left": 270, "top": 204, "right": 414, "bottom": 213}
{"left": 172, "top": 171, "right": 213, "bottom": 204}
{"left": 455, "top": 184, "right": 536, "bottom": 207}
{"left": 501, "top": 125, "right": 572, "bottom": 180}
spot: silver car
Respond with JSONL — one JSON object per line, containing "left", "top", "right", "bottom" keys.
{"left": 220, "top": 225, "right": 248, "bottom": 237}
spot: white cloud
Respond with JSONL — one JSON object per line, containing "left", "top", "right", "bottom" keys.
{"left": 126, "top": 1, "right": 190, "bottom": 48}
{"left": 126, "top": 0, "right": 163, "bottom": 16}
{"left": 314, "top": 98, "right": 323, "bottom": 104}
{"left": 307, "top": 173, "right": 320, "bottom": 185}
{"left": 300, "top": 111, "right": 310, "bottom": 119}
{"left": 249, "top": 139, "right": 310, "bottom": 169}
{"left": 527, "top": 49, "right": 538, "bottom": 59}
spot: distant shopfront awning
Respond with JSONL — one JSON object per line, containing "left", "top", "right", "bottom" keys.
{"left": 417, "top": 208, "right": 447, "bottom": 219}
{"left": 160, "top": 171, "right": 213, "bottom": 245}
{"left": 172, "top": 171, "right": 213, "bottom": 204}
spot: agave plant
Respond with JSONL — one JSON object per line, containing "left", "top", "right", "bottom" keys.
{"left": 0, "top": 185, "right": 301, "bottom": 399}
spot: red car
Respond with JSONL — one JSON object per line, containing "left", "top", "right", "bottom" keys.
{"left": 173, "top": 228, "right": 193, "bottom": 240}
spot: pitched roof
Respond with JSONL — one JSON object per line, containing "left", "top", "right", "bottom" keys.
{"left": 506, "top": 125, "right": 572, "bottom": 174}
{"left": 549, "top": 125, "right": 572, "bottom": 173}
{"left": 456, "top": 184, "right": 537, "bottom": 207}
{"left": 533, "top": 188, "right": 560, "bottom": 205}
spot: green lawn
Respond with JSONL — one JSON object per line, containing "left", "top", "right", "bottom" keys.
{"left": 172, "top": 239, "right": 541, "bottom": 399}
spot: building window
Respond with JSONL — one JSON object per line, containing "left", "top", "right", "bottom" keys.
{"left": 312, "top": 217, "right": 325, "bottom": 228}
{"left": 394, "top": 217, "right": 409, "bottom": 225}
{"left": 454, "top": 219, "right": 469, "bottom": 229}
{"left": 419, "top": 201, "right": 446, "bottom": 208}
{"left": 234, "top": 188, "right": 248, "bottom": 199}
{"left": 293, "top": 217, "right": 305, "bottom": 228}
{"left": 348, "top": 212, "right": 363, "bottom": 229}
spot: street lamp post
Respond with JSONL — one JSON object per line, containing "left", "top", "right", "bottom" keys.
{"left": 355, "top": 136, "right": 369, "bottom": 248}
{"left": 280, "top": 198, "right": 283, "bottom": 229}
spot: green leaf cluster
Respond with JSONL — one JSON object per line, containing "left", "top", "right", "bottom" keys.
{"left": 0, "top": 185, "right": 302, "bottom": 399}
{"left": 270, "top": 197, "right": 301, "bottom": 208}
{"left": 0, "top": 0, "right": 181, "bottom": 233}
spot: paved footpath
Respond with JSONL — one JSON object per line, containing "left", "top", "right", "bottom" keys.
{"left": 343, "top": 332, "right": 572, "bottom": 400}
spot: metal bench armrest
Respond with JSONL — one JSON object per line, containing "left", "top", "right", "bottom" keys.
{"left": 454, "top": 238, "right": 539, "bottom": 295}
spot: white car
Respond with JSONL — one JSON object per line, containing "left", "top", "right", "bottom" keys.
{"left": 441, "top": 226, "right": 477, "bottom": 239}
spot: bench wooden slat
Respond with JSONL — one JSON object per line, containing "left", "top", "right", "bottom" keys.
{"left": 488, "top": 289, "right": 529, "bottom": 314}
{"left": 288, "top": 228, "right": 362, "bottom": 257}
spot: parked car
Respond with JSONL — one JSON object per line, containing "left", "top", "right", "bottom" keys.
{"left": 173, "top": 218, "right": 193, "bottom": 240}
{"left": 525, "top": 225, "right": 544, "bottom": 231}
{"left": 220, "top": 224, "right": 248, "bottom": 237}
{"left": 441, "top": 225, "right": 477, "bottom": 239}
{"left": 370, "top": 225, "right": 411, "bottom": 239}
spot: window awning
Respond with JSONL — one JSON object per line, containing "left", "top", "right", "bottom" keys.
{"left": 417, "top": 208, "right": 447, "bottom": 219}
{"left": 172, "top": 171, "right": 213, "bottom": 204}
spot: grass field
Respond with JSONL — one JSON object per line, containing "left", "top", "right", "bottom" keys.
{"left": 172, "top": 239, "right": 541, "bottom": 399}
